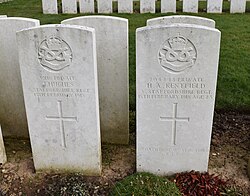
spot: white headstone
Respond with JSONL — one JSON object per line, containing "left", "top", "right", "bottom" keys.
{"left": 118, "top": 0, "right": 133, "bottom": 13}
{"left": 161, "top": 0, "right": 176, "bottom": 13}
{"left": 62, "top": 16, "right": 129, "bottom": 144}
{"left": 17, "top": 25, "right": 101, "bottom": 174}
{"left": 42, "top": 0, "right": 58, "bottom": 14}
{"left": 207, "top": 0, "right": 223, "bottom": 13}
{"left": 0, "top": 125, "right": 7, "bottom": 164}
{"left": 140, "top": 0, "right": 155, "bottom": 13}
{"left": 147, "top": 16, "right": 215, "bottom": 28}
{"left": 0, "top": 18, "right": 40, "bottom": 138}
{"left": 183, "top": 0, "right": 198, "bottom": 13}
{"left": 136, "top": 24, "right": 221, "bottom": 175}
{"left": 230, "top": 0, "right": 246, "bottom": 13}
{"left": 79, "top": 0, "right": 95, "bottom": 13}
{"left": 62, "top": 0, "right": 77, "bottom": 14}
{"left": 98, "top": 0, "right": 113, "bottom": 13}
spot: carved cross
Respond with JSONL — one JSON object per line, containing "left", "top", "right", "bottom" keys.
{"left": 46, "top": 100, "right": 77, "bottom": 148}
{"left": 160, "top": 103, "right": 189, "bottom": 145}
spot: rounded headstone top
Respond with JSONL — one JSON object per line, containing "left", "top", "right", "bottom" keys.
{"left": 147, "top": 15, "right": 216, "bottom": 28}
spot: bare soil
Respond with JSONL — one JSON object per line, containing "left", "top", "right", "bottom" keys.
{"left": 0, "top": 110, "right": 249, "bottom": 195}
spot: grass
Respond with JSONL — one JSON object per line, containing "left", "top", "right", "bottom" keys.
{"left": 109, "top": 172, "right": 181, "bottom": 195}
{"left": 0, "top": 0, "right": 250, "bottom": 111}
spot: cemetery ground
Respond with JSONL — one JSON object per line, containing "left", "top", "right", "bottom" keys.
{"left": 0, "top": 111, "right": 249, "bottom": 195}
{"left": 0, "top": 0, "right": 250, "bottom": 195}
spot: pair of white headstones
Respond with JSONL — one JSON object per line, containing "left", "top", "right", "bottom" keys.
{"left": 0, "top": 16, "right": 128, "bottom": 174}
{"left": 15, "top": 16, "right": 130, "bottom": 175}
{"left": 137, "top": 15, "right": 221, "bottom": 175}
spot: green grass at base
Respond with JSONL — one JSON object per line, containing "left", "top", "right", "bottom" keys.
{"left": 0, "top": 0, "right": 250, "bottom": 111}
{"left": 109, "top": 172, "right": 181, "bottom": 196}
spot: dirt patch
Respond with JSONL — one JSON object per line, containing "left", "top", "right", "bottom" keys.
{"left": 209, "top": 110, "right": 250, "bottom": 194}
{"left": 0, "top": 111, "right": 249, "bottom": 195}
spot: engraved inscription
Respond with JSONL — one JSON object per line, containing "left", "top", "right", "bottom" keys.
{"left": 32, "top": 75, "right": 91, "bottom": 99}
{"left": 138, "top": 76, "right": 213, "bottom": 100}
{"left": 160, "top": 103, "right": 189, "bottom": 145}
{"left": 140, "top": 147, "right": 208, "bottom": 156}
{"left": 45, "top": 100, "right": 77, "bottom": 148}
{"left": 158, "top": 34, "right": 197, "bottom": 73}
{"left": 38, "top": 36, "right": 73, "bottom": 71}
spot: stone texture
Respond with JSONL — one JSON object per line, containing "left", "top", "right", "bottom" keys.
{"left": 147, "top": 15, "right": 215, "bottom": 28}
{"left": 0, "top": 125, "right": 7, "bottom": 164}
{"left": 42, "top": 0, "right": 58, "bottom": 14}
{"left": 0, "top": 17, "right": 40, "bottom": 138}
{"left": 207, "top": 0, "right": 223, "bottom": 13}
{"left": 161, "top": 0, "right": 176, "bottom": 13}
{"left": 62, "top": 16, "right": 129, "bottom": 145}
{"left": 183, "top": 0, "right": 198, "bottom": 13}
{"left": 230, "top": 0, "right": 246, "bottom": 13}
{"left": 118, "top": 0, "right": 133, "bottom": 13}
{"left": 136, "top": 24, "right": 221, "bottom": 175}
{"left": 62, "top": 0, "right": 77, "bottom": 14}
{"left": 79, "top": 0, "right": 95, "bottom": 13}
{"left": 98, "top": 0, "right": 112, "bottom": 13}
{"left": 17, "top": 24, "right": 101, "bottom": 175}
{"left": 140, "top": 0, "right": 155, "bottom": 13}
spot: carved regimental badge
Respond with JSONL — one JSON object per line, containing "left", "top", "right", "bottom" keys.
{"left": 38, "top": 36, "right": 72, "bottom": 71}
{"left": 158, "top": 35, "right": 197, "bottom": 73}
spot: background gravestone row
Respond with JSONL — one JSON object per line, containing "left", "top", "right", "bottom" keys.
{"left": 42, "top": 0, "right": 248, "bottom": 14}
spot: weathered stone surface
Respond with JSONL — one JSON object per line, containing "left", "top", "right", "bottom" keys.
{"left": 118, "top": 0, "right": 133, "bottom": 13}
{"left": 17, "top": 24, "right": 101, "bottom": 175}
{"left": 161, "top": 0, "right": 176, "bottom": 13}
{"left": 42, "top": 0, "right": 58, "bottom": 14}
{"left": 98, "top": 0, "right": 113, "bottom": 13}
{"left": 140, "top": 0, "right": 155, "bottom": 13}
{"left": 136, "top": 24, "right": 221, "bottom": 175}
{"left": 207, "top": 0, "right": 223, "bottom": 13}
{"left": 79, "top": 0, "right": 95, "bottom": 13}
{"left": 62, "top": 16, "right": 129, "bottom": 144}
{"left": 147, "top": 15, "right": 215, "bottom": 28}
{"left": 0, "top": 125, "right": 7, "bottom": 164}
{"left": 230, "top": 0, "right": 246, "bottom": 13}
{"left": 62, "top": 0, "right": 77, "bottom": 14}
{"left": 183, "top": 0, "right": 198, "bottom": 13}
{"left": 0, "top": 17, "right": 40, "bottom": 138}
